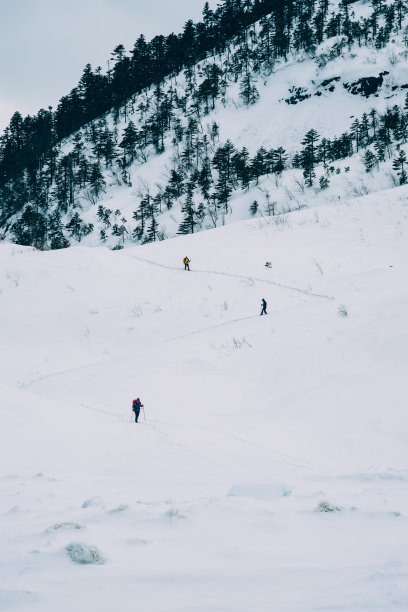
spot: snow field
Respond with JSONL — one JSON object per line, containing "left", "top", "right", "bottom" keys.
{"left": 1, "top": 187, "right": 408, "bottom": 610}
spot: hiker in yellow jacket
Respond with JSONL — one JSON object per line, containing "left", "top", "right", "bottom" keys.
{"left": 183, "top": 256, "right": 191, "bottom": 271}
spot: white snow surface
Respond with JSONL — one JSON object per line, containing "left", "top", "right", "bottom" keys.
{"left": 1, "top": 186, "right": 408, "bottom": 611}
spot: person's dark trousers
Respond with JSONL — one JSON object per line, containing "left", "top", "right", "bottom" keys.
{"left": 261, "top": 308, "right": 267, "bottom": 315}
{"left": 134, "top": 409, "right": 140, "bottom": 422}
{"left": 185, "top": 264, "right": 190, "bottom": 270}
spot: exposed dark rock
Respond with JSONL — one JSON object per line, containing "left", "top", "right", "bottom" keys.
{"left": 285, "top": 86, "right": 311, "bottom": 105}
{"left": 344, "top": 71, "right": 389, "bottom": 97}
{"left": 390, "top": 83, "right": 408, "bottom": 93}
{"left": 320, "top": 76, "right": 341, "bottom": 88}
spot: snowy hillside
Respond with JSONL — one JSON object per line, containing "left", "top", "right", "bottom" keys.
{"left": 2, "top": 0, "right": 408, "bottom": 250}
{"left": 1, "top": 185, "right": 408, "bottom": 611}
{"left": 59, "top": 0, "right": 408, "bottom": 249}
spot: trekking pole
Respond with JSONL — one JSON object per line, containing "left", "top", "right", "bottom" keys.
{"left": 143, "top": 405, "right": 146, "bottom": 422}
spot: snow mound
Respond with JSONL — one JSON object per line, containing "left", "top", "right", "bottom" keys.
{"left": 48, "top": 522, "right": 85, "bottom": 532}
{"left": 166, "top": 508, "right": 186, "bottom": 520}
{"left": 315, "top": 500, "right": 342, "bottom": 513}
{"left": 65, "top": 542, "right": 106, "bottom": 565}
{"left": 107, "top": 504, "right": 129, "bottom": 514}
{"left": 81, "top": 496, "right": 104, "bottom": 509}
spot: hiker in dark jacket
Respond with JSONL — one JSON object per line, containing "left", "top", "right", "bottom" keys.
{"left": 260, "top": 298, "right": 267, "bottom": 315}
{"left": 132, "top": 398, "right": 143, "bottom": 422}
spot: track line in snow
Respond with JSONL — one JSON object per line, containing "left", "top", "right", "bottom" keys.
{"left": 155, "top": 298, "right": 328, "bottom": 349}
{"left": 52, "top": 398, "right": 174, "bottom": 442}
{"left": 23, "top": 255, "right": 335, "bottom": 389}
{"left": 22, "top": 317, "right": 257, "bottom": 388}
{"left": 126, "top": 254, "right": 335, "bottom": 301}
{"left": 148, "top": 417, "right": 324, "bottom": 473}
{"left": 23, "top": 301, "right": 306, "bottom": 389}
{"left": 52, "top": 396, "right": 321, "bottom": 473}
{"left": 24, "top": 296, "right": 321, "bottom": 391}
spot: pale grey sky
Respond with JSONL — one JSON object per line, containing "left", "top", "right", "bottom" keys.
{"left": 0, "top": 0, "right": 218, "bottom": 130}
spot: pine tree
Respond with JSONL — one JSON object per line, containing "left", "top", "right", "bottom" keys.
{"left": 172, "top": 117, "right": 184, "bottom": 144}
{"left": 210, "top": 121, "right": 220, "bottom": 143}
{"left": 398, "top": 114, "right": 408, "bottom": 143}
{"left": 52, "top": 154, "right": 74, "bottom": 212}
{"left": 178, "top": 184, "right": 203, "bottom": 234}
{"left": 293, "top": 10, "right": 316, "bottom": 52}
{"left": 132, "top": 194, "right": 150, "bottom": 240}
{"left": 143, "top": 194, "right": 160, "bottom": 243}
{"left": 162, "top": 186, "right": 173, "bottom": 210}
{"left": 375, "top": 124, "right": 392, "bottom": 159}
{"left": 12, "top": 205, "right": 48, "bottom": 248}
{"left": 232, "top": 148, "right": 251, "bottom": 190}
{"left": 168, "top": 169, "right": 185, "bottom": 198}
{"left": 213, "top": 141, "right": 235, "bottom": 210}
{"left": 340, "top": 0, "right": 353, "bottom": 46}
{"left": 119, "top": 121, "right": 139, "bottom": 165}
{"left": 145, "top": 216, "right": 159, "bottom": 243}
{"left": 100, "top": 128, "right": 117, "bottom": 167}
{"left": 314, "top": 1, "right": 329, "bottom": 45}
{"left": 239, "top": 73, "right": 260, "bottom": 106}
{"left": 250, "top": 148, "right": 268, "bottom": 184}
{"left": 395, "top": 0, "right": 407, "bottom": 30}
{"left": 319, "top": 175, "right": 330, "bottom": 189}
{"left": 374, "top": 139, "right": 386, "bottom": 163}
{"left": 259, "top": 15, "right": 275, "bottom": 73}
{"left": 301, "top": 129, "right": 320, "bottom": 186}
{"left": 48, "top": 210, "right": 70, "bottom": 249}
{"left": 97, "top": 205, "right": 113, "bottom": 227}
{"left": 392, "top": 149, "right": 408, "bottom": 184}
{"left": 272, "top": 147, "right": 288, "bottom": 174}
{"left": 351, "top": 119, "right": 362, "bottom": 152}
{"left": 198, "top": 161, "right": 213, "bottom": 199}
{"left": 89, "top": 163, "right": 106, "bottom": 199}
{"left": 197, "top": 63, "right": 223, "bottom": 111}
{"left": 363, "top": 149, "right": 378, "bottom": 172}
{"left": 371, "top": 0, "right": 385, "bottom": 16}
{"left": 318, "top": 139, "right": 331, "bottom": 166}
{"left": 360, "top": 113, "right": 371, "bottom": 147}
{"left": 66, "top": 213, "right": 93, "bottom": 241}
{"left": 249, "top": 200, "right": 258, "bottom": 216}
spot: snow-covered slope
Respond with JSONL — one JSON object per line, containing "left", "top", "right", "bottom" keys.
{"left": 5, "top": 0, "right": 408, "bottom": 251}
{"left": 76, "top": 31, "right": 408, "bottom": 247}
{"left": 80, "top": 3, "right": 408, "bottom": 240}
{"left": 1, "top": 186, "right": 408, "bottom": 611}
